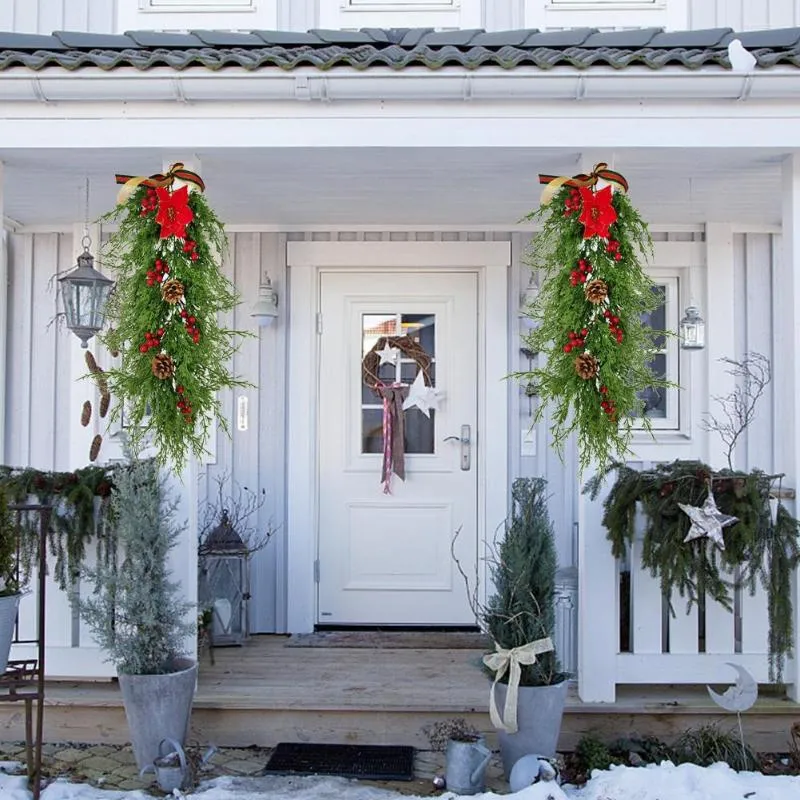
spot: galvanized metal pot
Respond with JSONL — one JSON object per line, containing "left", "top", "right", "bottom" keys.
{"left": 118, "top": 657, "right": 197, "bottom": 770}
{"left": 0, "top": 593, "right": 21, "bottom": 675}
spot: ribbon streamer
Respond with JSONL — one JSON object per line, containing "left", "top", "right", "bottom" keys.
{"left": 482, "top": 637, "right": 555, "bottom": 734}
{"left": 538, "top": 162, "right": 629, "bottom": 206}
{"left": 114, "top": 161, "right": 206, "bottom": 205}
{"left": 376, "top": 383, "right": 407, "bottom": 494}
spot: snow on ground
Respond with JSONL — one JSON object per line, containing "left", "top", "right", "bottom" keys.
{"left": 2, "top": 761, "right": 800, "bottom": 800}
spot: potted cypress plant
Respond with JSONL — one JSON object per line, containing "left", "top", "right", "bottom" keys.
{"left": 456, "top": 477, "right": 568, "bottom": 778}
{"left": 0, "top": 487, "right": 23, "bottom": 675}
{"left": 78, "top": 459, "right": 195, "bottom": 771}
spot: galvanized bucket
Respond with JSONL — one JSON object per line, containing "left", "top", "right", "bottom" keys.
{"left": 445, "top": 737, "right": 492, "bottom": 796}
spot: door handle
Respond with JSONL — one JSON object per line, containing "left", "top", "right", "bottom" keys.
{"left": 444, "top": 424, "right": 471, "bottom": 471}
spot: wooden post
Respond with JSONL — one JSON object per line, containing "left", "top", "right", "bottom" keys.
{"left": 779, "top": 155, "right": 800, "bottom": 700}
{"left": 577, "top": 476, "right": 618, "bottom": 702}
{"left": 0, "top": 161, "right": 5, "bottom": 463}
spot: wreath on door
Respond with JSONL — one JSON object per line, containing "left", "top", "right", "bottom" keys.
{"left": 361, "top": 335, "right": 434, "bottom": 494}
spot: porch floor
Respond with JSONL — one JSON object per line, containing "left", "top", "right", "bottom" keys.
{"left": 0, "top": 636, "right": 797, "bottom": 753}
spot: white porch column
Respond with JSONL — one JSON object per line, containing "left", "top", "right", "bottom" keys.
{"left": 162, "top": 156, "right": 200, "bottom": 659}
{"left": 0, "top": 162, "right": 6, "bottom": 463}
{"left": 779, "top": 156, "right": 800, "bottom": 700}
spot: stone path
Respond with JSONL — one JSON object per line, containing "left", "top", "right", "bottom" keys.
{"left": 0, "top": 741, "right": 507, "bottom": 796}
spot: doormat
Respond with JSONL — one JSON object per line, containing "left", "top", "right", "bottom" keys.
{"left": 286, "top": 631, "right": 490, "bottom": 649}
{"left": 264, "top": 742, "right": 415, "bottom": 781}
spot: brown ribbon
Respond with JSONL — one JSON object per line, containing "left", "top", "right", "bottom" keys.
{"left": 376, "top": 384, "right": 407, "bottom": 492}
{"left": 537, "top": 162, "right": 629, "bottom": 205}
{"left": 114, "top": 162, "right": 206, "bottom": 205}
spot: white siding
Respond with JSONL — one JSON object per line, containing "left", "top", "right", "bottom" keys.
{"left": 689, "top": 0, "right": 800, "bottom": 30}
{"left": 0, "top": 0, "right": 115, "bottom": 34}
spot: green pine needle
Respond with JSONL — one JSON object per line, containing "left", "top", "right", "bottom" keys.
{"left": 514, "top": 187, "right": 674, "bottom": 473}
{"left": 99, "top": 186, "right": 252, "bottom": 469}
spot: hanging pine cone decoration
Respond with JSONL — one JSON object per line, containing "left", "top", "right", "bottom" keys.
{"left": 151, "top": 353, "right": 175, "bottom": 380}
{"left": 89, "top": 434, "right": 102, "bottom": 463}
{"left": 575, "top": 352, "right": 599, "bottom": 380}
{"left": 161, "top": 278, "right": 185, "bottom": 305}
{"left": 85, "top": 351, "right": 100, "bottom": 374}
{"left": 99, "top": 392, "right": 111, "bottom": 419}
{"left": 584, "top": 278, "right": 608, "bottom": 305}
{"left": 80, "top": 400, "right": 92, "bottom": 427}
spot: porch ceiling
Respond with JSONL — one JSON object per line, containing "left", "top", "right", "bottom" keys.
{"left": 0, "top": 146, "right": 785, "bottom": 228}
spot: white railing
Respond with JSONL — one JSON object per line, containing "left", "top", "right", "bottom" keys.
{"left": 578, "top": 475, "right": 796, "bottom": 703}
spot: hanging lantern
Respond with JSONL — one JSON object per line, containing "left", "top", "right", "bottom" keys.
{"left": 198, "top": 510, "right": 250, "bottom": 646}
{"left": 59, "top": 240, "right": 114, "bottom": 348}
{"left": 680, "top": 304, "right": 706, "bottom": 350}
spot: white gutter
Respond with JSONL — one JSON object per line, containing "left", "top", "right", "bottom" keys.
{"left": 0, "top": 65, "right": 798, "bottom": 103}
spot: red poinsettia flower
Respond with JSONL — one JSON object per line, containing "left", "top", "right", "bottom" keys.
{"left": 155, "top": 185, "right": 194, "bottom": 240}
{"left": 578, "top": 185, "right": 618, "bottom": 240}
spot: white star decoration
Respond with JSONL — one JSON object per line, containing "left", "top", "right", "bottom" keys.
{"left": 678, "top": 490, "right": 739, "bottom": 550}
{"left": 402, "top": 370, "right": 442, "bottom": 418}
{"left": 377, "top": 343, "right": 400, "bottom": 365}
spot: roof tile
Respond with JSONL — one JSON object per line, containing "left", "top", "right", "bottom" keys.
{"left": 522, "top": 29, "right": 596, "bottom": 47}
{"left": 52, "top": 31, "right": 138, "bottom": 49}
{"left": 417, "top": 29, "right": 485, "bottom": 47}
{"left": 648, "top": 28, "right": 733, "bottom": 48}
{"left": 191, "top": 30, "right": 266, "bottom": 47}
{"left": 124, "top": 31, "right": 205, "bottom": 47}
{"left": 471, "top": 29, "right": 540, "bottom": 47}
{"left": 732, "top": 27, "right": 800, "bottom": 48}
{"left": 0, "top": 32, "right": 66, "bottom": 49}
{"left": 582, "top": 28, "right": 664, "bottom": 47}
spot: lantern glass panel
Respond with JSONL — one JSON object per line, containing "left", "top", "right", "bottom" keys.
{"left": 203, "top": 554, "right": 248, "bottom": 646}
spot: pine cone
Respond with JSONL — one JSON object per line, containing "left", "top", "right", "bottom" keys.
{"left": 95, "top": 367, "right": 109, "bottom": 396}
{"left": 161, "top": 278, "right": 185, "bottom": 305}
{"left": 584, "top": 278, "right": 608, "bottom": 305}
{"left": 89, "top": 434, "right": 102, "bottom": 463}
{"left": 575, "top": 353, "right": 599, "bottom": 380}
{"left": 85, "top": 351, "right": 100, "bottom": 374}
{"left": 80, "top": 400, "right": 92, "bottom": 427}
{"left": 99, "top": 392, "right": 111, "bottom": 419}
{"left": 151, "top": 353, "right": 175, "bottom": 380}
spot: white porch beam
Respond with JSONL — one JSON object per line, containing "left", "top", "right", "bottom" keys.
{"left": 779, "top": 155, "right": 800, "bottom": 701}
{"left": 0, "top": 162, "right": 6, "bottom": 463}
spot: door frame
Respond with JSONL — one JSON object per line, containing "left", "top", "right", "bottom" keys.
{"left": 286, "top": 240, "right": 511, "bottom": 632}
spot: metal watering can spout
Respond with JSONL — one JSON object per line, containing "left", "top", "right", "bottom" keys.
{"left": 470, "top": 742, "right": 492, "bottom": 785}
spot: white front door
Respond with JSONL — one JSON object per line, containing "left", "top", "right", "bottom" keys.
{"left": 317, "top": 270, "right": 478, "bottom": 625}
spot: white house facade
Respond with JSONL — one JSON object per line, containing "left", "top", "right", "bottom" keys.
{"left": 0, "top": 0, "right": 799, "bottom": 705}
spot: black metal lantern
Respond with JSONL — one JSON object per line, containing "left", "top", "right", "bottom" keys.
{"left": 58, "top": 237, "right": 114, "bottom": 348}
{"left": 199, "top": 510, "right": 250, "bottom": 646}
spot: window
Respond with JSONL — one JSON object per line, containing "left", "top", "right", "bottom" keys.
{"left": 143, "top": 0, "right": 253, "bottom": 7}
{"left": 319, "top": 0, "right": 480, "bottom": 30}
{"left": 525, "top": 0, "right": 685, "bottom": 31}
{"left": 115, "top": 0, "right": 276, "bottom": 34}
{"left": 636, "top": 276, "right": 680, "bottom": 431}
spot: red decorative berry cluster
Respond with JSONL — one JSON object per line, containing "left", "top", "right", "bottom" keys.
{"left": 182, "top": 239, "right": 199, "bottom": 262}
{"left": 563, "top": 188, "right": 581, "bottom": 217}
{"left": 599, "top": 385, "right": 617, "bottom": 419}
{"left": 139, "top": 187, "right": 158, "bottom": 217}
{"left": 179, "top": 309, "right": 201, "bottom": 344}
{"left": 139, "top": 328, "right": 165, "bottom": 354}
{"left": 563, "top": 328, "right": 589, "bottom": 354}
{"left": 606, "top": 239, "right": 622, "bottom": 262}
{"left": 146, "top": 258, "right": 170, "bottom": 287}
{"left": 569, "top": 259, "right": 593, "bottom": 287}
{"left": 175, "top": 384, "right": 193, "bottom": 424}
{"left": 603, "top": 309, "right": 624, "bottom": 343}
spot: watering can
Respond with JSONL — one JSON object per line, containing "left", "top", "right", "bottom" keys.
{"left": 445, "top": 737, "right": 492, "bottom": 796}
{"left": 140, "top": 738, "right": 189, "bottom": 793}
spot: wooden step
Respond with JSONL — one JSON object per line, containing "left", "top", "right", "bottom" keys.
{"left": 0, "top": 636, "right": 796, "bottom": 753}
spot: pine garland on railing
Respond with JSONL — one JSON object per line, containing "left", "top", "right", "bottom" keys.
{"left": 100, "top": 164, "right": 251, "bottom": 469}
{"left": 584, "top": 460, "right": 800, "bottom": 683}
{"left": 515, "top": 164, "right": 671, "bottom": 472}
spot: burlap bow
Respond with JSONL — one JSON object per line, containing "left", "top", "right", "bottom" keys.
{"left": 114, "top": 162, "right": 206, "bottom": 205}
{"left": 538, "top": 162, "right": 628, "bottom": 206}
{"left": 482, "top": 637, "right": 554, "bottom": 734}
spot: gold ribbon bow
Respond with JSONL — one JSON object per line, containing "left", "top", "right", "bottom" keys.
{"left": 482, "top": 637, "right": 554, "bottom": 734}
{"left": 538, "top": 162, "right": 629, "bottom": 206}
{"left": 114, "top": 162, "right": 206, "bottom": 205}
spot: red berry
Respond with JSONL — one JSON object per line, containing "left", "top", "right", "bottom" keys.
{"left": 579, "top": 275, "right": 587, "bottom": 283}
{"left": 615, "top": 253, "right": 622, "bottom": 261}
{"left": 581, "top": 328, "right": 588, "bottom": 336}
{"left": 139, "top": 345, "right": 148, "bottom": 353}
{"left": 180, "top": 310, "right": 188, "bottom": 318}
{"left": 563, "top": 344, "right": 572, "bottom": 353}
{"left": 189, "top": 316, "right": 196, "bottom": 324}
{"left": 600, "top": 385, "right": 608, "bottom": 394}
{"left": 158, "top": 328, "right": 165, "bottom": 336}
{"left": 177, "top": 385, "right": 185, "bottom": 394}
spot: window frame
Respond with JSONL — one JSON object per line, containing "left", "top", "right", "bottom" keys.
{"left": 633, "top": 273, "right": 680, "bottom": 432}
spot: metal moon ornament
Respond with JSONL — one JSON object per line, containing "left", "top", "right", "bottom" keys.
{"left": 707, "top": 662, "right": 758, "bottom": 712}
{"left": 678, "top": 488, "right": 739, "bottom": 550}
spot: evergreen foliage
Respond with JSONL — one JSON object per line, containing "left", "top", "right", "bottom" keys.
{"left": 99, "top": 183, "right": 251, "bottom": 470}
{"left": 0, "top": 487, "right": 19, "bottom": 596}
{"left": 484, "top": 478, "right": 561, "bottom": 686}
{"left": 515, "top": 185, "right": 671, "bottom": 472}
{"left": 0, "top": 464, "right": 117, "bottom": 593}
{"left": 585, "top": 460, "right": 800, "bottom": 682}
{"left": 78, "top": 459, "right": 194, "bottom": 675}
